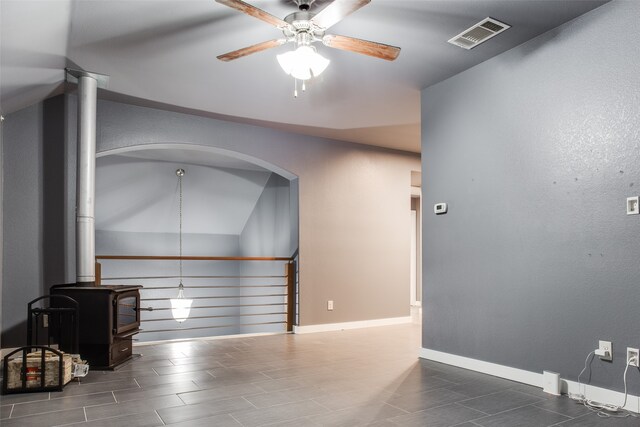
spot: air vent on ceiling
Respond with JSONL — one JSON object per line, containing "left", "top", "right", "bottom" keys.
{"left": 448, "top": 17, "right": 510, "bottom": 50}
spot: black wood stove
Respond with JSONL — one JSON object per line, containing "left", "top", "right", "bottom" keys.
{"left": 51, "top": 284, "right": 142, "bottom": 370}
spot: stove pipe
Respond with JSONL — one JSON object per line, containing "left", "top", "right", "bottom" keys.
{"left": 66, "top": 69, "right": 109, "bottom": 286}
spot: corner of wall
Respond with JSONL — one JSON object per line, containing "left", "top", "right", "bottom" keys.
{"left": 0, "top": 114, "right": 4, "bottom": 343}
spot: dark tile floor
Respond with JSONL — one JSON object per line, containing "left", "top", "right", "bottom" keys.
{"left": 1, "top": 324, "right": 637, "bottom": 426}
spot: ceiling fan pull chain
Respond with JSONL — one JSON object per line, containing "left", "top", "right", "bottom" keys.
{"left": 294, "top": 78, "right": 298, "bottom": 98}
{"left": 302, "top": 80, "right": 306, "bottom": 92}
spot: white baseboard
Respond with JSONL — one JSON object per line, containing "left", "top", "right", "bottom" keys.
{"left": 420, "top": 348, "right": 640, "bottom": 413}
{"left": 420, "top": 348, "right": 543, "bottom": 386}
{"left": 293, "top": 316, "right": 412, "bottom": 334}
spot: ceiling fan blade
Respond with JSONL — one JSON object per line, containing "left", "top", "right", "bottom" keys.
{"left": 323, "top": 34, "right": 400, "bottom": 61}
{"left": 311, "top": 0, "right": 370, "bottom": 30}
{"left": 215, "top": 0, "right": 289, "bottom": 28}
{"left": 217, "top": 39, "right": 286, "bottom": 61}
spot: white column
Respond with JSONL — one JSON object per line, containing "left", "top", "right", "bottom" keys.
{"left": 66, "top": 69, "right": 109, "bottom": 285}
{"left": 76, "top": 75, "right": 97, "bottom": 284}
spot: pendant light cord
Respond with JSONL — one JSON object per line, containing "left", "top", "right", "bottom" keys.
{"left": 172, "top": 168, "right": 192, "bottom": 323}
{"left": 179, "top": 172, "right": 183, "bottom": 284}
{"left": 176, "top": 168, "right": 185, "bottom": 288}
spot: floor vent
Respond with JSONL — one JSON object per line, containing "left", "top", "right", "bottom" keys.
{"left": 448, "top": 17, "right": 510, "bottom": 50}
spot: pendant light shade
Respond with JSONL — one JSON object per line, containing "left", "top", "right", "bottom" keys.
{"left": 170, "top": 168, "right": 193, "bottom": 323}
{"left": 277, "top": 45, "right": 329, "bottom": 81}
{"left": 171, "top": 283, "right": 192, "bottom": 323}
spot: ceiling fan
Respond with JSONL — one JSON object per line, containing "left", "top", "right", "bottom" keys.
{"left": 215, "top": 0, "right": 401, "bottom": 74}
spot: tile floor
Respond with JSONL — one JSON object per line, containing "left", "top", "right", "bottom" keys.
{"left": 1, "top": 324, "right": 637, "bottom": 426}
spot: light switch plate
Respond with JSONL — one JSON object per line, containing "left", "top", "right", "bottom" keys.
{"left": 627, "top": 197, "right": 639, "bottom": 215}
{"left": 434, "top": 203, "right": 448, "bottom": 214}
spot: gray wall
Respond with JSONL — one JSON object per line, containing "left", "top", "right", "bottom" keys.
{"left": 238, "top": 173, "right": 297, "bottom": 334}
{"left": 1, "top": 115, "right": 4, "bottom": 344}
{"left": 2, "top": 104, "right": 43, "bottom": 346}
{"left": 96, "top": 230, "right": 240, "bottom": 256}
{"left": 421, "top": 0, "right": 640, "bottom": 394}
{"left": 1, "top": 96, "right": 74, "bottom": 346}
{"left": 240, "top": 173, "right": 295, "bottom": 258}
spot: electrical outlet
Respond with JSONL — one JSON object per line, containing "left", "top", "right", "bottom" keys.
{"left": 627, "top": 348, "right": 639, "bottom": 367}
{"left": 327, "top": 300, "right": 334, "bottom": 311}
{"left": 597, "top": 340, "right": 613, "bottom": 361}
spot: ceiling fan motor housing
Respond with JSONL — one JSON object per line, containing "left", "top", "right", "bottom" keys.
{"left": 283, "top": 11, "right": 325, "bottom": 41}
{"left": 295, "top": 0, "right": 315, "bottom": 11}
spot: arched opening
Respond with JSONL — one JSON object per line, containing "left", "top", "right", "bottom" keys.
{"left": 95, "top": 144, "right": 299, "bottom": 342}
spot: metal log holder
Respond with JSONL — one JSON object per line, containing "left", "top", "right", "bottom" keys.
{"left": 2, "top": 346, "right": 68, "bottom": 394}
{"left": 27, "top": 295, "right": 80, "bottom": 354}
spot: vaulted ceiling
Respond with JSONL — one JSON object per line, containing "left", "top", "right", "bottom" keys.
{"left": 96, "top": 153, "right": 273, "bottom": 235}
{"left": 1, "top": 0, "right": 609, "bottom": 153}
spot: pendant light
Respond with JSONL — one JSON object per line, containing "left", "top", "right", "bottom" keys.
{"left": 170, "top": 168, "right": 193, "bottom": 323}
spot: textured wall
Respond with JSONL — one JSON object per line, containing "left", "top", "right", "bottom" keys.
{"left": 422, "top": 0, "right": 640, "bottom": 394}
{"left": 2, "top": 103, "right": 44, "bottom": 345}
{"left": 95, "top": 99, "right": 419, "bottom": 326}
{"left": 2, "top": 96, "right": 75, "bottom": 346}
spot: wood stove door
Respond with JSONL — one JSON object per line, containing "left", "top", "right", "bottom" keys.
{"left": 114, "top": 290, "right": 140, "bottom": 335}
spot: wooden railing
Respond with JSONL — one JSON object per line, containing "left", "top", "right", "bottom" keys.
{"left": 95, "top": 255, "right": 298, "bottom": 337}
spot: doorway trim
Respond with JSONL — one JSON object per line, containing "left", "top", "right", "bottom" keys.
{"left": 410, "top": 187, "right": 422, "bottom": 307}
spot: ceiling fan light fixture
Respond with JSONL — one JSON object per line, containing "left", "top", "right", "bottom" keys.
{"left": 277, "top": 45, "right": 329, "bottom": 81}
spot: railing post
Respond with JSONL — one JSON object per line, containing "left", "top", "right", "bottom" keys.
{"left": 95, "top": 261, "right": 101, "bottom": 285}
{"left": 286, "top": 260, "right": 296, "bottom": 332}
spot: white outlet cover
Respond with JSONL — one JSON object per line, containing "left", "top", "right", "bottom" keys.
{"left": 627, "top": 196, "right": 639, "bottom": 215}
{"left": 627, "top": 347, "right": 640, "bottom": 367}
{"left": 598, "top": 340, "right": 613, "bottom": 361}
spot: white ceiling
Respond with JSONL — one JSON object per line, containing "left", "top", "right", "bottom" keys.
{"left": 1, "top": 0, "right": 609, "bottom": 152}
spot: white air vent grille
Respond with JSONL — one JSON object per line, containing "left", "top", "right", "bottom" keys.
{"left": 448, "top": 17, "right": 510, "bottom": 50}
